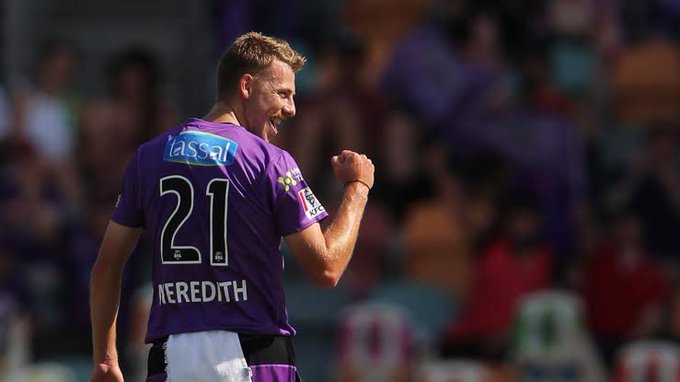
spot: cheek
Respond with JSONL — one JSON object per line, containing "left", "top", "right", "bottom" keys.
{"left": 244, "top": 98, "right": 265, "bottom": 121}
{"left": 247, "top": 94, "right": 281, "bottom": 123}
{"left": 260, "top": 93, "right": 283, "bottom": 111}
{"left": 254, "top": 96, "right": 273, "bottom": 113}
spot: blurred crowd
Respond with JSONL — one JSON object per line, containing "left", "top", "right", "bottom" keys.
{"left": 1, "top": 0, "right": 680, "bottom": 380}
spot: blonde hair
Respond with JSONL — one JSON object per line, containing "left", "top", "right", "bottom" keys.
{"left": 216, "top": 32, "right": 306, "bottom": 100}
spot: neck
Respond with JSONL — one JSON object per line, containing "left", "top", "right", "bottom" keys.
{"left": 202, "top": 100, "right": 241, "bottom": 125}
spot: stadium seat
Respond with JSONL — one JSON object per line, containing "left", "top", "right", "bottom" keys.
{"left": 417, "top": 360, "right": 491, "bottom": 382}
{"left": 344, "top": 0, "right": 428, "bottom": 86}
{"left": 613, "top": 40, "right": 680, "bottom": 123}
{"left": 509, "top": 289, "right": 606, "bottom": 381}
{"left": 335, "top": 302, "right": 415, "bottom": 382}
{"left": 370, "top": 280, "right": 456, "bottom": 345}
{"left": 331, "top": 278, "right": 456, "bottom": 381}
{"left": 284, "top": 280, "right": 351, "bottom": 328}
{"left": 402, "top": 199, "right": 472, "bottom": 297}
{"left": 285, "top": 280, "right": 352, "bottom": 381}
{"left": 612, "top": 341, "right": 680, "bottom": 382}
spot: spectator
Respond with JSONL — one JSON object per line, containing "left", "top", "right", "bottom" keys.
{"left": 441, "top": 190, "right": 554, "bottom": 359}
{"left": 582, "top": 210, "right": 668, "bottom": 366}
{"left": 15, "top": 40, "right": 82, "bottom": 207}
{"left": 105, "top": 48, "right": 178, "bottom": 144}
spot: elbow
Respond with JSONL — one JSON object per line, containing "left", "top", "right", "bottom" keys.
{"left": 296, "top": 247, "right": 346, "bottom": 287}
{"left": 310, "top": 269, "right": 342, "bottom": 288}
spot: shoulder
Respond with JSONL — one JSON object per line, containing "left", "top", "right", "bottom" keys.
{"left": 263, "top": 144, "right": 301, "bottom": 179}
{"left": 139, "top": 128, "right": 172, "bottom": 153}
{"left": 264, "top": 142, "right": 292, "bottom": 163}
{"left": 133, "top": 124, "right": 182, "bottom": 166}
{"left": 241, "top": 134, "right": 294, "bottom": 169}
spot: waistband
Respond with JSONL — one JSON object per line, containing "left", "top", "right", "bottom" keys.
{"left": 147, "top": 332, "right": 297, "bottom": 376}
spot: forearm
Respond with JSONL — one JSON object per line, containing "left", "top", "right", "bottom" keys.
{"left": 90, "top": 258, "right": 124, "bottom": 363}
{"left": 90, "top": 221, "right": 141, "bottom": 365}
{"left": 287, "top": 150, "right": 374, "bottom": 287}
{"left": 319, "top": 182, "right": 369, "bottom": 281}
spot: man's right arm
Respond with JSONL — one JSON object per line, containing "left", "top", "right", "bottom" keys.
{"left": 90, "top": 220, "right": 142, "bottom": 381}
{"left": 285, "top": 150, "right": 374, "bottom": 287}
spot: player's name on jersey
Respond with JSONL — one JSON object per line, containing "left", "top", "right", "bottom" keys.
{"left": 157, "top": 279, "right": 248, "bottom": 305}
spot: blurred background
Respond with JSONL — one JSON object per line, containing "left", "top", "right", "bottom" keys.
{"left": 0, "top": 0, "right": 679, "bottom": 381}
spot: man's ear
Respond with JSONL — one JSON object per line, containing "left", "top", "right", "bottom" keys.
{"left": 239, "top": 74, "right": 254, "bottom": 99}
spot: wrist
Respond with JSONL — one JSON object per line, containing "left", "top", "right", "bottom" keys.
{"left": 344, "top": 180, "right": 371, "bottom": 193}
{"left": 345, "top": 179, "right": 371, "bottom": 191}
{"left": 94, "top": 350, "right": 119, "bottom": 365}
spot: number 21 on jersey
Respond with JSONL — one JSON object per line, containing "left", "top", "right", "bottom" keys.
{"left": 159, "top": 175, "right": 228, "bottom": 266}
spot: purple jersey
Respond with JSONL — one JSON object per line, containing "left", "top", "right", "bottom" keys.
{"left": 112, "top": 118, "right": 328, "bottom": 342}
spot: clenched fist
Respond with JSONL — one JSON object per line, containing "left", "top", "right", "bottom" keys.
{"left": 331, "top": 150, "right": 375, "bottom": 191}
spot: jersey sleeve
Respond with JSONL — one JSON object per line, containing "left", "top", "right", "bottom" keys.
{"left": 111, "top": 150, "right": 145, "bottom": 227}
{"left": 267, "top": 151, "right": 328, "bottom": 236}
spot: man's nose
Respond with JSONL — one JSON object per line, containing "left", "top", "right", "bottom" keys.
{"left": 282, "top": 99, "right": 296, "bottom": 118}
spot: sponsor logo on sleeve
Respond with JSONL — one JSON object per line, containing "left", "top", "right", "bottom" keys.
{"left": 298, "top": 187, "right": 325, "bottom": 219}
{"left": 277, "top": 168, "right": 303, "bottom": 191}
{"left": 277, "top": 171, "right": 297, "bottom": 191}
{"left": 163, "top": 131, "right": 238, "bottom": 166}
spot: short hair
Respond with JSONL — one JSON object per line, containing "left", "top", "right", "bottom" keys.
{"left": 215, "top": 32, "right": 306, "bottom": 100}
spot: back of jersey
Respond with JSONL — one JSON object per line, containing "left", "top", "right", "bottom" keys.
{"left": 112, "top": 118, "right": 327, "bottom": 342}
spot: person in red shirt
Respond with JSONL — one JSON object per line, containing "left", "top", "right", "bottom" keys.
{"left": 442, "top": 192, "right": 554, "bottom": 358}
{"left": 582, "top": 211, "right": 668, "bottom": 366}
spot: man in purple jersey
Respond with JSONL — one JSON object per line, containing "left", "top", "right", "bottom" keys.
{"left": 90, "top": 32, "right": 374, "bottom": 382}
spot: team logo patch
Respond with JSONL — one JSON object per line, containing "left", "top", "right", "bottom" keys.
{"left": 277, "top": 171, "right": 298, "bottom": 191}
{"left": 277, "top": 168, "right": 303, "bottom": 192}
{"left": 298, "top": 187, "right": 325, "bottom": 219}
{"left": 163, "top": 131, "right": 238, "bottom": 166}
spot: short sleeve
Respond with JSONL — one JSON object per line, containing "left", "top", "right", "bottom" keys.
{"left": 111, "top": 151, "right": 145, "bottom": 227}
{"left": 267, "top": 151, "right": 328, "bottom": 236}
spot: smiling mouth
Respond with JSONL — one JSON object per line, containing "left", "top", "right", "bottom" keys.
{"left": 269, "top": 119, "right": 281, "bottom": 134}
